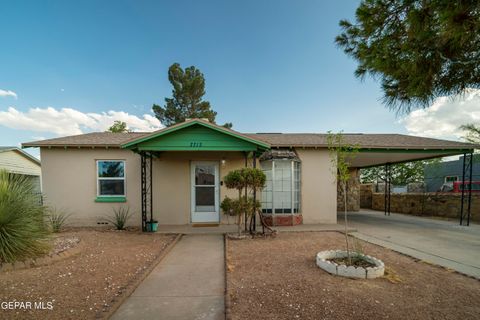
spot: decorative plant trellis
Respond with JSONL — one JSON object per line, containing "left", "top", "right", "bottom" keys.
{"left": 140, "top": 152, "right": 153, "bottom": 232}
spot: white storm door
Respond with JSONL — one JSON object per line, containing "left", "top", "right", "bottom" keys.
{"left": 191, "top": 161, "right": 220, "bottom": 223}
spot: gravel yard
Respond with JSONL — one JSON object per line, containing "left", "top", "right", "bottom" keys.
{"left": 227, "top": 231, "right": 480, "bottom": 320}
{"left": 0, "top": 229, "right": 176, "bottom": 320}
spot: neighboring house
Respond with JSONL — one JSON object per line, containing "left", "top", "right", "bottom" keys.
{"left": 22, "top": 119, "right": 477, "bottom": 228}
{"left": 424, "top": 155, "right": 480, "bottom": 192}
{"left": 0, "top": 146, "right": 42, "bottom": 192}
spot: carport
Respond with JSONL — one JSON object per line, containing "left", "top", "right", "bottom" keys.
{"left": 350, "top": 143, "right": 477, "bottom": 226}
{"left": 250, "top": 132, "right": 478, "bottom": 226}
{"left": 247, "top": 133, "right": 480, "bottom": 225}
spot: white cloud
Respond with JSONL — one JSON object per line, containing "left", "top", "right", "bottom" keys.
{"left": 0, "top": 106, "right": 163, "bottom": 136}
{"left": 400, "top": 89, "right": 480, "bottom": 140}
{"left": 0, "top": 89, "right": 17, "bottom": 99}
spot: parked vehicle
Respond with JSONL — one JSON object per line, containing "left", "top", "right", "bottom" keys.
{"left": 453, "top": 181, "right": 480, "bottom": 193}
{"left": 439, "top": 181, "right": 480, "bottom": 193}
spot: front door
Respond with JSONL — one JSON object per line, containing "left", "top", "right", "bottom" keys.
{"left": 191, "top": 161, "right": 220, "bottom": 223}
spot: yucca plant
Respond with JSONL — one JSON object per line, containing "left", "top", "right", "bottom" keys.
{"left": 108, "top": 206, "right": 132, "bottom": 230}
{"left": 47, "top": 207, "right": 70, "bottom": 233}
{"left": 0, "top": 170, "right": 50, "bottom": 263}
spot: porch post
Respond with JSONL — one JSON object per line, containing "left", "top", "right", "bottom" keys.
{"left": 149, "top": 153, "right": 153, "bottom": 223}
{"left": 244, "top": 151, "right": 248, "bottom": 232}
{"left": 140, "top": 152, "right": 153, "bottom": 232}
{"left": 252, "top": 151, "right": 257, "bottom": 232}
{"left": 141, "top": 152, "right": 147, "bottom": 231}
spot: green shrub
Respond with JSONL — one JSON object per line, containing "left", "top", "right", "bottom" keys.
{"left": 220, "top": 196, "right": 236, "bottom": 216}
{"left": 0, "top": 170, "right": 50, "bottom": 263}
{"left": 108, "top": 206, "right": 132, "bottom": 230}
{"left": 47, "top": 208, "right": 70, "bottom": 233}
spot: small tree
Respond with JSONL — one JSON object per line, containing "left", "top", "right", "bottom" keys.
{"left": 327, "top": 132, "right": 359, "bottom": 264}
{"left": 107, "top": 121, "right": 128, "bottom": 133}
{"left": 222, "top": 170, "right": 246, "bottom": 236}
{"left": 221, "top": 168, "right": 266, "bottom": 236}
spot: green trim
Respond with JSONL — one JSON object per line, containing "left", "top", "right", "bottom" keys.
{"left": 95, "top": 196, "right": 126, "bottom": 203}
{"left": 122, "top": 120, "right": 270, "bottom": 150}
{"left": 137, "top": 146, "right": 258, "bottom": 151}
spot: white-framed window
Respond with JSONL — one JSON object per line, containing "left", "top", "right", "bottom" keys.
{"left": 96, "top": 160, "right": 126, "bottom": 197}
{"left": 260, "top": 159, "right": 301, "bottom": 214}
{"left": 444, "top": 176, "right": 458, "bottom": 183}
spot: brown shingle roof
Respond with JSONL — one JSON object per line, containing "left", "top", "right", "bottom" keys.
{"left": 246, "top": 133, "right": 478, "bottom": 150}
{"left": 22, "top": 131, "right": 478, "bottom": 150}
{"left": 22, "top": 132, "right": 149, "bottom": 148}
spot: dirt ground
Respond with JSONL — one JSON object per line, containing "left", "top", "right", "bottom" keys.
{"left": 0, "top": 229, "right": 176, "bottom": 320}
{"left": 227, "top": 232, "right": 480, "bottom": 320}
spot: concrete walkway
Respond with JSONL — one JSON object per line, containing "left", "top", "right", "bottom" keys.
{"left": 111, "top": 234, "right": 225, "bottom": 320}
{"left": 340, "top": 210, "right": 480, "bottom": 279}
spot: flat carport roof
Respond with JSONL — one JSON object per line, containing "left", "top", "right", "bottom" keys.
{"left": 247, "top": 133, "right": 478, "bottom": 167}
{"left": 350, "top": 148, "right": 475, "bottom": 168}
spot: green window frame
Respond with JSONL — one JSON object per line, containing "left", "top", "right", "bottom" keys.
{"left": 96, "top": 160, "right": 126, "bottom": 202}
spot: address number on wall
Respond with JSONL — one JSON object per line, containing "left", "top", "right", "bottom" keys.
{"left": 190, "top": 142, "right": 203, "bottom": 147}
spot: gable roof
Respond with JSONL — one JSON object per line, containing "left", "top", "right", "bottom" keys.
{"left": 121, "top": 118, "right": 271, "bottom": 151}
{"left": 22, "top": 132, "right": 148, "bottom": 148}
{"left": 0, "top": 146, "right": 41, "bottom": 165}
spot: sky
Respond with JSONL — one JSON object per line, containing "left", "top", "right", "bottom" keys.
{"left": 0, "top": 0, "right": 478, "bottom": 158}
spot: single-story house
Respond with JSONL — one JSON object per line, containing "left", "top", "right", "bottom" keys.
{"left": 0, "top": 146, "right": 41, "bottom": 192}
{"left": 22, "top": 119, "right": 477, "bottom": 228}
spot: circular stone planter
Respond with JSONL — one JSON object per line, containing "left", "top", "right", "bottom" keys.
{"left": 316, "top": 250, "right": 385, "bottom": 279}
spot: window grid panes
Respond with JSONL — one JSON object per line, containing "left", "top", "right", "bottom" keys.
{"left": 261, "top": 159, "right": 301, "bottom": 214}
{"left": 97, "top": 160, "right": 126, "bottom": 196}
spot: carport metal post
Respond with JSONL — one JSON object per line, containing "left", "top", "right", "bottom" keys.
{"left": 467, "top": 152, "right": 473, "bottom": 226}
{"left": 384, "top": 163, "right": 391, "bottom": 216}
{"left": 460, "top": 152, "right": 474, "bottom": 226}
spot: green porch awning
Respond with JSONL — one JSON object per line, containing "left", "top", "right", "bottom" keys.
{"left": 121, "top": 118, "right": 270, "bottom": 152}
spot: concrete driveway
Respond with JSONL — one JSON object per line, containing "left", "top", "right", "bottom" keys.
{"left": 339, "top": 210, "right": 480, "bottom": 279}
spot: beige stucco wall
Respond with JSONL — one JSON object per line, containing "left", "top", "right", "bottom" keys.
{"left": 40, "top": 148, "right": 247, "bottom": 226}
{"left": 40, "top": 148, "right": 142, "bottom": 226}
{"left": 40, "top": 147, "right": 337, "bottom": 227}
{"left": 152, "top": 151, "right": 245, "bottom": 225}
{"left": 296, "top": 149, "right": 337, "bottom": 224}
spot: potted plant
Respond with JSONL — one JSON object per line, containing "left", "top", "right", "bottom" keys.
{"left": 146, "top": 219, "right": 158, "bottom": 232}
